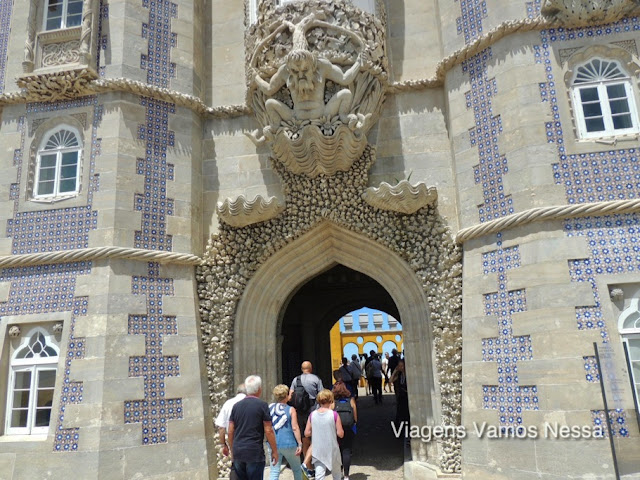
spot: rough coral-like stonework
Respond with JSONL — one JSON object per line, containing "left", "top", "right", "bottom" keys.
{"left": 197, "top": 147, "right": 463, "bottom": 475}
{"left": 363, "top": 180, "right": 438, "bottom": 215}
{"left": 541, "top": 0, "right": 640, "bottom": 26}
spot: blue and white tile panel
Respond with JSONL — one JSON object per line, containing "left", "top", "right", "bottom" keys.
{"left": 481, "top": 234, "right": 538, "bottom": 426}
{"left": 538, "top": 18, "right": 639, "bottom": 437}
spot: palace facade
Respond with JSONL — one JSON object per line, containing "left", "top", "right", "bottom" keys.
{"left": 0, "top": 0, "right": 639, "bottom": 478}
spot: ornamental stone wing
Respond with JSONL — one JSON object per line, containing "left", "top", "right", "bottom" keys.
{"left": 363, "top": 181, "right": 438, "bottom": 215}
{"left": 245, "top": 0, "right": 388, "bottom": 178}
{"left": 217, "top": 195, "right": 285, "bottom": 228}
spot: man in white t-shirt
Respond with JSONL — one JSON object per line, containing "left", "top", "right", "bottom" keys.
{"left": 215, "top": 384, "right": 247, "bottom": 461}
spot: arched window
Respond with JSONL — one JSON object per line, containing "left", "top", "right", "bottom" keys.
{"left": 43, "top": 0, "right": 83, "bottom": 31}
{"left": 5, "top": 328, "right": 59, "bottom": 435}
{"left": 34, "top": 126, "right": 81, "bottom": 200}
{"left": 571, "top": 58, "right": 640, "bottom": 139}
{"left": 619, "top": 297, "right": 640, "bottom": 413}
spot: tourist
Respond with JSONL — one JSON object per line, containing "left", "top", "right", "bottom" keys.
{"left": 228, "top": 375, "right": 278, "bottom": 480}
{"left": 269, "top": 385, "right": 303, "bottom": 480}
{"left": 381, "top": 352, "right": 391, "bottom": 393}
{"left": 349, "top": 354, "right": 362, "bottom": 398}
{"left": 215, "top": 383, "right": 247, "bottom": 480}
{"left": 290, "top": 361, "right": 323, "bottom": 458}
{"left": 332, "top": 381, "right": 357, "bottom": 480}
{"left": 360, "top": 353, "right": 369, "bottom": 394}
{"left": 390, "top": 359, "right": 409, "bottom": 425}
{"left": 305, "top": 389, "right": 344, "bottom": 480}
{"left": 338, "top": 357, "right": 354, "bottom": 396}
{"left": 368, "top": 354, "right": 383, "bottom": 404}
{"left": 388, "top": 348, "right": 400, "bottom": 376}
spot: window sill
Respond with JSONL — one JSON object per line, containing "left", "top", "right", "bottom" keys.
{"left": 0, "top": 434, "right": 48, "bottom": 443}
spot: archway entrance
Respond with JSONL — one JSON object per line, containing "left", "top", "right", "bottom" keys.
{"left": 234, "top": 222, "right": 447, "bottom": 475}
{"left": 280, "top": 264, "right": 399, "bottom": 387}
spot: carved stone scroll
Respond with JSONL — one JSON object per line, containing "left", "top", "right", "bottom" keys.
{"left": 42, "top": 40, "right": 81, "bottom": 67}
{"left": 246, "top": 0, "right": 388, "bottom": 177}
{"left": 363, "top": 180, "right": 438, "bottom": 214}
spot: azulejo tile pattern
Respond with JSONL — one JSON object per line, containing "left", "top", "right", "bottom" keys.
{"left": 591, "top": 409, "right": 629, "bottom": 437}
{"left": 481, "top": 235, "right": 538, "bottom": 426}
{"left": 583, "top": 355, "right": 601, "bottom": 383}
{"left": 456, "top": 0, "right": 487, "bottom": 45}
{"left": 458, "top": 2, "right": 513, "bottom": 223}
{"left": 0, "top": 97, "right": 104, "bottom": 450}
{"left": 124, "top": 262, "right": 182, "bottom": 444}
{"left": 135, "top": 98, "right": 175, "bottom": 251}
{"left": 526, "top": 0, "right": 541, "bottom": 19}
{"left": 0, "top": 0, "right": 12, "bottom": 93}
{"left": 123, "top": 0, "right": 182, "bottom": 446}
{"left": 538, "top": 20, "right": 639, "bottom": 437}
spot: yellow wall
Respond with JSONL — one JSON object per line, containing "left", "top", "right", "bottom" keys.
{"left": 329, "top": 322, "right": 403, "bottom": 371}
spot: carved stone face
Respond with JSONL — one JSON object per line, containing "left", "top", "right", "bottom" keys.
{"left": 286, "top": 51, "right": 317, "bottom": 94}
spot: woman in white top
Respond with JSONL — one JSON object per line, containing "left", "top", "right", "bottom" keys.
{"left": 304, "top": 389, "right": 344, "bottom": 480}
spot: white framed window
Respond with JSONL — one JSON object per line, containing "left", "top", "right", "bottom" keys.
{"left": 34, "top": 126, "right": 81, "bottom": 200}
{"left": 619, "top": 297, "right": 640, "bottom": 414}
{"left": 571, "top": 58, "right": 640, "bottom": 139}
{"left": 43, "top": 0, "right": 83, "bottom": 31}
{"left": 5, "top": 328, "right": 59, "bottom": 435}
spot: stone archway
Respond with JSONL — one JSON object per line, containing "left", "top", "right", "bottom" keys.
{"left": 234, "top": 221, "right": 441, "bottom": 466}
{"left": 198, "top": 148, "right": 462, "bottom": 477}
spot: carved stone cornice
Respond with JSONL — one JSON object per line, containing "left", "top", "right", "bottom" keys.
{"left": 541, "top": 0, "right": 640, "bottom": 27}
{"left": 17, "top": 67, "right": 98, "bottom": 102}
{"left": 217, "top": 195, "right": 285, "bottom": 228}
{"left": 363, "top": 181, "right": 438, "bottom": 215}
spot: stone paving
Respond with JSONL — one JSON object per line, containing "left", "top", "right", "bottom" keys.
{"left": 265, "top": 389, "right": 405, "bottom": 479}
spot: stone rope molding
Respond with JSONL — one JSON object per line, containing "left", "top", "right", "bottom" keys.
{"left": 0, "top": 16, "right": 557, "bottom": 114}
{"left": 455, "top": 198, "right": 640, "bottom": 243}
{"left": 0, "top": 199, "right": 638, "bottom": 269}
{"left": 0, "top": 246, "right": 201, "bottom": 269}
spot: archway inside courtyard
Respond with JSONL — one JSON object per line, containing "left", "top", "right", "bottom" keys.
{"left": 279, "top": 265, "right": 399, "bottom": 386}
{"left": 234, "top": 222, "right": 444, "bottom": 466}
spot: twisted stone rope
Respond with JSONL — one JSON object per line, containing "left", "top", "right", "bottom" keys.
{"left": 455, "top": 198, "right": 640, "bottom": 243}
{"left": 388, "top": 17, "right": 551, "bottom": 93}
{"left": 0, "top": 16, "right": 555, "bottom": 111}
{"left": 0, "top": 246, "right": 201, "bottom": 269}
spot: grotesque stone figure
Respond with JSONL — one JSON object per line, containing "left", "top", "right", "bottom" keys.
{"left": 254, "top": 48, "right": 368, "bottom": 138}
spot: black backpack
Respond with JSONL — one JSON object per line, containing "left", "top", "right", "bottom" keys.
{"left": 335, "top": 400, "right": 355, "bottom": 429}
{"left": 291, "top": 376, "right": 313, "bottom": 413}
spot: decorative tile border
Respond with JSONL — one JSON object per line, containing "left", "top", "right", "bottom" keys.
{"left": 123, "top": 0, "right": 182, "bottom": 446}
{"left": 481, "top": 234, "right": 538, "bottom": 426}
{"left": 591, "top": 408, "right": 630, "bottom": 437}
{"left": 124, "top": 262, "right": 182, "bottom": 444}
{"left": 538, "top": 20, "right": 640, "bottom": 349}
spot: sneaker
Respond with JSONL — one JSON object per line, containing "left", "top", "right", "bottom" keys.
{"left": 301, "top": 464, "right": 315, "bottom": 479}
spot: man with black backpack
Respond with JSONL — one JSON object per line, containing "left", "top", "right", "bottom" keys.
{"left": 289, "top": 361, "right": 323, "bottom": 458}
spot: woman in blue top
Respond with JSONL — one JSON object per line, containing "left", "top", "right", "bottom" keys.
{"left": 269, "top": 384, "right": 303, "bottom": 480}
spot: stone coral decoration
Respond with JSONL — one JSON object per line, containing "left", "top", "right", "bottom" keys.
{"left": 8, "top": 325, "right": 21, "bottom": 338}
{"left": 198, "top": 147, "right": 463, "bottom": 475}
{"left": 363, "top": 180, "right": 438, "bottom": 215}
{"left": 541, "top": 0, "right": 640, "bottom": 26}
{"left": 245, "top": 0, "right": 387, "bottom": 177}
{"left": 217, "top": 195, "right": 285, "bottom": 228}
